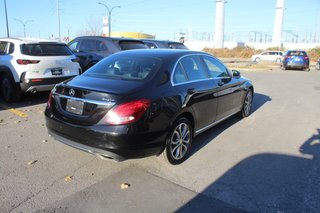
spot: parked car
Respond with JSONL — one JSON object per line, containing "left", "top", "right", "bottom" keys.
{"left": 68, "top": 36, "right": 148, "bottom": 71}
{"left": 281, "top": 50, "right": 310, "bottom": 71}
{"left": 0, "top": 38, "right": 81, "bottom": 102}
{"left": 251, "top": 51, "right": 284, "bottom": 62}
{"left": 316, "top": 58, "right": 320, "bottom": 70}
{"left": 141, "top": 39, "right": 188, "bottom": 49}
{"left": 45, "top": 49, "right": 254, "bottom": 165}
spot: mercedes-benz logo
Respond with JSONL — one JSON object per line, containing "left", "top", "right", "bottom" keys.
{"left": 69, "top": 88, "right": 75, "bottom": 96}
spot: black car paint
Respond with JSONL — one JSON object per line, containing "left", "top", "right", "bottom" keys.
{"left": 45, "top": 49, "right": 253, "bottom": 161}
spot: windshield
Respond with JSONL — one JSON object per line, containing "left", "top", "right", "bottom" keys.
{"left": 84, "top": 55, "right": 162, "bottom": 81}
{"left": 21, "top": 43, "right": 73, "bottom": 56}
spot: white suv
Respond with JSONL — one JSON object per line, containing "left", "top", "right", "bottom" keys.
{"left": 0, "top": 38, "right": 81, "bottom": 102}
{"left": 251, "top": 51, "right": 284, "bottom": 62}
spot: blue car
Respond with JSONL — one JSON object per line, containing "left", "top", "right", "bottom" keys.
{"left": 282, "top": 50, "right": 310, "bottom": 71}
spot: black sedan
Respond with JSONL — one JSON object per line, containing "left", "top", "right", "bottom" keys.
{"left": 45, "top": 49, "right": 254, "bottom": 164}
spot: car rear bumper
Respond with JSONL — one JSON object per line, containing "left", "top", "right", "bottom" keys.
{"left": 20, "top": 75, "right": 77, "bottom": 92}
{"left": 44, "top": 112, "right": 165, "bottom": 161}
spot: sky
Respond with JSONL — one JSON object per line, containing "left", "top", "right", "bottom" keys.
{"left": 0, "top": 0, "right": 319, "bottom": 41}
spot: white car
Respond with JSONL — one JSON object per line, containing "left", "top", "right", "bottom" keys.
{"left": 251, "top": 51, "right": 284, "bottom": 62}
{"left": 0, "top": 38, "right": 81, "bottom": 102}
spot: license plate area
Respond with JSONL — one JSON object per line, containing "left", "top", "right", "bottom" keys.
{"left": 51, "top": 68, "right": 63, "bottom": 76}
{"left": 66, "top": 99, "right": 84, "bottom": 115}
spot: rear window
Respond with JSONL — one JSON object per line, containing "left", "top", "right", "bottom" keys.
{"left": 116, "top": 41, "right": 148, "bottom": 50}
{"left": 84, "top": 55, "right": 162, "bottom": 81}
{"left": 287, "top": 51, "right": 307, "bottom": 56}
{"left": 20, "top": 43, "right": 73, "bottom": 56}
{"left": 168, "top": 43, "right": 187, "bottom": 49}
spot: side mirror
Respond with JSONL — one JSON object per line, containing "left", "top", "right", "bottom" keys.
{"left": 232, "top": 70, "right": 241, "bottom": 78}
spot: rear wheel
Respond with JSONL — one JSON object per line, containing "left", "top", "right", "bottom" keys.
{"left": 239, "top": 89, "right": 253, "bottom": 118}
{"left": 162, "top": 117, "right": 193, "bottom": 165}
{"left": 316, "top": 63, "right": 320, "bottom": 70}
{"left": 1, "top": 75, "right": 21, "bottom": 102}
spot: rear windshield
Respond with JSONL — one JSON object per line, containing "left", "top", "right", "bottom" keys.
{"left": 84, "top": 55, "right": 162, "bottom": 81}
{"left": 20, "top": 43, "right": 73, "bottom": 56}
{"left": 117, "top": 41, "right": 148, "bottom": 50}
{"left": 168, "top": 43, "right": 188, "bottom": 49}
{"left": 287, "top": 51, "right": 307, "bottom": 56}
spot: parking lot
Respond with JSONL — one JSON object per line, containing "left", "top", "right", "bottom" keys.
{"left": 1, "top": 69, "right": 320, "bottom": 212}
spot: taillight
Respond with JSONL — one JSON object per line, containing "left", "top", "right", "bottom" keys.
{"left": 71, "top": 57, "right": 80, "bottom": 63}
{"left": 17, "top": 59, "right": 40, "bottom": 65}
{"left": 47, "top": 90, "right": 54, "bottom": 109}
{"left": 31, "top": 79, "right": 43, "bottom": 82}
{"left": 104, "top": 99, "right": 151, "bottom": 125}
{"left": 303, "top": 56, "right": 309, "bottom": 60}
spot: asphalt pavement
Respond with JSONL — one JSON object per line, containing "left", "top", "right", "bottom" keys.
{"left": 0, "top": 69, "right": 319, "bottom": 213}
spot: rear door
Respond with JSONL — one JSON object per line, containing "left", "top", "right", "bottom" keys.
{"left": 201, "top": 55, "right": 245, "bottom": 121}
{"left": 173, "top": 55, "right": 219, "bottom": 130}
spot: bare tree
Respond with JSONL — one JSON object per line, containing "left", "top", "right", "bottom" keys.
{"left": 77, "top": 17, "right": 102, "bottom": 36}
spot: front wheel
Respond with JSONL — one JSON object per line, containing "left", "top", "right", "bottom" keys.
{"left": 239, "top": 89, "right": 253, "bottom": 118}
{"left": 254, "top": 57, "right": 260, "bottom": 62}
{"left": 162, "top": 117, "right": 193, "bottom": 165}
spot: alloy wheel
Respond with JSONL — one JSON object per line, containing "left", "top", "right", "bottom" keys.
{"left": 243, "top": 90, "right": 253, "bottom": 116}
{"left": 170, "top": 122, "right": 191, "bottom": 161}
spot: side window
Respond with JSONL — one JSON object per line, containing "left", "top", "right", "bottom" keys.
{"left": 8, "top": 43, "right": 14, "bottom": 54}
{"left": 0, "top": 42, "right": 8, "bottom": 54}
{"left": 180, "top": 56, "right": 207, "bottom": 81}
{"left": 68, "top": 40, "right": 79, "bottom": 52}
{"left": 173, "top": 63, "right": 187, "bottom": 84}
{"left": 96, "top": 40, "right": 108, "bottom": 51}
{"left": 79, "top": 39, "right": 97, "bottom": 52}
{"left": 261, "top": 52, "right": 267, "bottom": 55}
{"left": 203, "top": 56, "right": 229, "bottom": 78}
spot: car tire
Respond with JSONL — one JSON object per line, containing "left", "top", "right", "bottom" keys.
{"left": 255, "top": 57, "right": 260, "bottom": 62}
{"left": 1, "top": 75, "right": 21, "bottom": 102}
{"left": 239, "top": 89, "right": 253, "bottom": 118}
{"left": 162, "top": 117, "right": 193, "bottom": 165}
{"left": 276, "top": 58, "right": 281, "bottom": 63}
{"left": 316, "top": 63, "right": 320, "bottom": 70}
{"left": 281, "top": 65, "right": 287, "bottom": 71}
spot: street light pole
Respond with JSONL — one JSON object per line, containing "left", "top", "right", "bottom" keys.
{"left": 14, "top": 18, "right": 33, "bottom": 37}
{"left": 57, "top": 0, "right": 61, "bottom": 41}
{"left": 98, "top": 2, "right": 120, "bottom": 37}
{"left": 4, "top": 0, "right": 10, "bottom": 37}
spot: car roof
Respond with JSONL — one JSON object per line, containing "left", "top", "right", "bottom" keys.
{"left": 0, "top": 37, "right": 65, "bottom": 45}
{"left": 110, "top": 49, "right": 209, "bottom": 59}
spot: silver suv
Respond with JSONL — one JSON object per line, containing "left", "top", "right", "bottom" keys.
{"left": 0, "top": 38, "right": 81, "bottom": 102}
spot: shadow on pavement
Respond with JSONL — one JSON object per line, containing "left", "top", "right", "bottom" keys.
{"left": 177, "top": 129, "right": 320, "bottom": 212}
{"left": 191, "top": 92, "right": 271, "bottom": 158}
{"left": 0, "top": 91, "right": 49, "bottom": 111}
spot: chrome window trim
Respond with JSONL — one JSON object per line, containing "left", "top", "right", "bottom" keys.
{"left": 171, "top": 53, "right": 231, "bottom": 86}
{"left": 54, "top": 93, "right": 115, "bottom": 108}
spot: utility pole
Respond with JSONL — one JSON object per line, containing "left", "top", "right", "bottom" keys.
{"left": 57, "top": 0, "right": 61, "bottom": 41}
{"left": 4, "top": 0, "right": 10, "bottom": 37}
